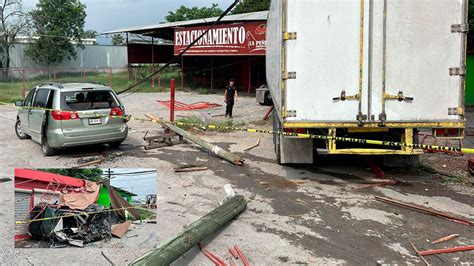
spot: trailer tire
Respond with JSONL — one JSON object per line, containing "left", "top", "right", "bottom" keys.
{"left": 272, "top": 108, "right": 281, "bottom": 164}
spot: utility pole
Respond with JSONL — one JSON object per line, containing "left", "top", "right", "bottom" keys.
{"left": 105, "top": 168, "right": 112, "bottom": 188}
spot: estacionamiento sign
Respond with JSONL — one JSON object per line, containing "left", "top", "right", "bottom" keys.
{"left": 174, "top": 21, "right": 266, "bottom": 56}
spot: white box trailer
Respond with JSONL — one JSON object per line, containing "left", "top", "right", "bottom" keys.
{"left": 266, "top": 0, "right": 467, "bottom": 164}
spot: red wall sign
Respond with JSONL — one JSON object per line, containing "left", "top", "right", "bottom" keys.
{"left": 174, "top": 21, "right": 266, "bottom": 56}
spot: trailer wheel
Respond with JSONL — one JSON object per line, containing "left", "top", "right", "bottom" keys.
{"left": 272, "top": 108, "right": 281, "bottom": 164}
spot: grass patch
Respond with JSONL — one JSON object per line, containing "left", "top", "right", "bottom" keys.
{"left": 138, "top": 208, "right": 157, "bottom": 220}
{"left": 176, "top": 115, "right": 246, "bottom": 132}
{"left": 0, "top": 68, "right": 182, "bottom": 103}
{"left": 194, "top": 87, "right": 215, "bottom": 94}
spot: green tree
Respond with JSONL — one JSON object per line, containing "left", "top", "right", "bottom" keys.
{"left": 165, "top": 3, "right": 222, "bottom": 22}
{"left": 25, "top": 0, "right": 86, "bottom": 66}
{"left": 231, "top": 0, "right": 270, "bottom": 14}
{"left": 0, "top": 0, "right": 30, "bottom": 77}
{"left": 111, "top": 33, "right": 124, "bottom": 46}
{"left": 42, "top": 168, "right": 104, "bottom": 182}
{"left": 83, "top": 29, "right": 97, "bottom": 38}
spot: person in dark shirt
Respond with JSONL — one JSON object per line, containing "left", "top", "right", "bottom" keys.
{"left": 224, "top": 78, "right": 238, "bottom": 118}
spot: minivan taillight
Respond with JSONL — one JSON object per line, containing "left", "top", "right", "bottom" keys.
{"left": 51, "top": 110, "right": 80, "bottom": 120}
{"left": 110, "top": 107, "right": 123, "bottom": 116}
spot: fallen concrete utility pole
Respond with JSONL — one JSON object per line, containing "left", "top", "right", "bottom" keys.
{"left": 374, "top": 196, "right": 474, "bottom": 226}
{"left": 146, "top": 114, "right": 244, "bottom": 166}
{"left": 131, "top": 195, "right": 247, "bottom": 266}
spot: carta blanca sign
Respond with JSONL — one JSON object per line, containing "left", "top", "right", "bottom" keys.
{"left": 174, "top": 21, "right": 266, "bottom": 56}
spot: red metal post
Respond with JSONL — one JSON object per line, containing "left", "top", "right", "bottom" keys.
{"left": 170, "top": 79, "right": 175, "bottom": 122}
{"left": 109, "top": 67, "right": 112, "bottom": 86}
{"left": 22, "top": 68, "right": 26, "bottom": 98}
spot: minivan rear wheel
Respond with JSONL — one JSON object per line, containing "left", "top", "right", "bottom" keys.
{"left": 42, "top": 135, "right": 56, "bottom": 156}
{"left": 109, "top": 141, "right": 123, "bottom": 149}
{"left": 15, "top": 119, "right": 30, "bottom": 140}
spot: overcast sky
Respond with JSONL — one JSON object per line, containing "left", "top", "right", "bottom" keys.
{"left": 103, "top": 168, "right": 157, "bottom": 201}
{"left": 22, "top": 0, "right": 235, "bottom": 33}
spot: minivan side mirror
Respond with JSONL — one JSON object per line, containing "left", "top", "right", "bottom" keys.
{"left": 15, "top": 100, "right": 23, "bottom": 106}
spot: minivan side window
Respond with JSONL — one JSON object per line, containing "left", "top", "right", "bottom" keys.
{"left": 24, "top": 89, "right": 36, "bottom": 107}
{"left": 32, "top": 89, "right": 50, "bottom": 108}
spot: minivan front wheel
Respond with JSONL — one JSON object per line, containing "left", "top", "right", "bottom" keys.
{"left": 15, "top": 119, "right": 30, "bottom": 140}
{"left": 42, "top": 135, "right": 56, "bottom": 156}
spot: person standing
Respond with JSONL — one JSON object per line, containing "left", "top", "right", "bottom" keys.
{"left": 224, "top": 78, "right": 238, "bottom": 118}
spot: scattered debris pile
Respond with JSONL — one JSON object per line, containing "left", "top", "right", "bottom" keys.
{"left": 26, "top": 180, "right": 146, "bottom": 248}
{"left": 28, "top": 204, "right": 111, "bottom": 248}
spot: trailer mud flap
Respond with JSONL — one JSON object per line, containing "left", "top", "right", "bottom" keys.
{"left": 280, "top": 136, "right": 313, "bottom": 164}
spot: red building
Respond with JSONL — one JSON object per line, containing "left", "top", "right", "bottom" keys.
{"left": 106, "top": 11, "right": 268, "bottom": 93}
{"left": 14, "top": 169, "right": 86, "bottom": 240}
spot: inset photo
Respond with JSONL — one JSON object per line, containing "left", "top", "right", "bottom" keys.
{"left": 14, "top": 168, "right": 157, "bottom": 248}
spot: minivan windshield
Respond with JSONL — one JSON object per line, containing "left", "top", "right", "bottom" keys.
{"left": 61, "top": 90, "right": 119, "bottom": 111}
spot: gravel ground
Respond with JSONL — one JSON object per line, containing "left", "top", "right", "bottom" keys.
{"left": 0, "top": 91, "right": 473, "bottom": 265}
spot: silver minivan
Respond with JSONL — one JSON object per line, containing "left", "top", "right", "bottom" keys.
{"left": 15, "top": 82, "right": 128, "bottom": 155}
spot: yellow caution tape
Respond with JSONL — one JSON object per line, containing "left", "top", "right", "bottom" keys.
{"left": 6, "top": 105, "right": 472, "bottom": 154}
{"left": 16, "top": 205, "right": 152, "bottom": 225}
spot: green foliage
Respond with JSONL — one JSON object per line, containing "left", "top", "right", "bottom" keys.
{"left": 41, "top": 168, "right": 104, "bottom": 182}
{"left": 176, "top": 115, "right": 245, "bottom": 132}
{"left": 231, "top": 0, "right": 270, "bottom": 14}
{"left": 112, "top": 34, "right": 124, "bottom": 46}
{"left": 166, "top": 3, "right": 223, "bottom": 22}
{"left": 0, "top": 0, "right": 30, "bottom": 71}
{"left": 83, "top": 29, "right": 98, "bottom": 39}
{"left": 25, "top": 0, "right": 86, "bottom": 65}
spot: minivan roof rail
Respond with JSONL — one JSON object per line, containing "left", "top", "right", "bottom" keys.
{"left": 39, "top": 82, "right": 64, "bottom": 88}
{"left": 62, "top": 81, "right": 109, "bottom": 86}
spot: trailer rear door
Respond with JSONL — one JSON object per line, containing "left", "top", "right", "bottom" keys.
{"left": 372, "top": 0, "right": 466, "bottom": 123}
{"left": 284, "top": 0, "right": 369, "bottom": 123}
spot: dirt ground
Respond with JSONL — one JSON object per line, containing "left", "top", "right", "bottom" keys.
{"left": 0, "top": 91, "right": 473, "bottom": 265}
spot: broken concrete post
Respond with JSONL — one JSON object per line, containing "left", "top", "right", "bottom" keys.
{"left": 146, "top": 114, "right": 244, "bottom": 165}
{"left": 130, "top": 195, "right": 247, "bottom": 266}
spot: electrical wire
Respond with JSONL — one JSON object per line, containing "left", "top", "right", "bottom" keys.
{"left": 116, "top": 0, "right": 240, "bottom": 96}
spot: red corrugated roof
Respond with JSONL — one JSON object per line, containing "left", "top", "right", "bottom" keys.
{"left": 14, "top": 169, "right": 85, "bottom": 188}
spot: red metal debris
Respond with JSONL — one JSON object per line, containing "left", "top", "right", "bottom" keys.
{"left": 468, "top": 157, "right": 474, "bottom": 174}
{"left": 366, "top": 159, "right": 385, "bottom": 179}
{"left": 417, "top": 245, "right": 474, "bottom": 256}
{"left": 375, "top": 196, "right": 474, "bottom": 226}
{"left": 263, "top": 106, "right": 274, "bottom": 120}
{"left": 228, "top": 248, "right": 239, "bottom": 260}
{"left": 234, "top": 245, "right": 250, "bottom": 266}
{"left": 157, "top": 100, "right": 221, "bottom": 111}
{"left": 199, "top": 244, "right": 226, "bottom": 266}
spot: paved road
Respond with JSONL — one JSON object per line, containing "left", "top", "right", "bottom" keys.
{"left": 0, "top": 92, "right": 472, "bottom": 265}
